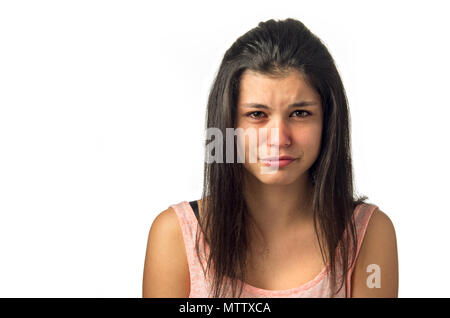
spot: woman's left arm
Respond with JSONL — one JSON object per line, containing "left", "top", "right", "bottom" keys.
{"left": 350, "top": 208, "right": 399, "bottom": 297}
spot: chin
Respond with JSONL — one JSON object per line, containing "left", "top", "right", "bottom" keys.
{"left": 246, "top": 167, "right": 302, "bottom": 186}
{"left": 258, "top": 174, "right": 300, "bottom": 185}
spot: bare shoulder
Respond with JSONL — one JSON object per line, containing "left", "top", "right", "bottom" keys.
{"left": 365, "top": 207, "right": 397, "bottom": 245}
{"left": 151, "top": 207, "right": 183, "bottom": 236}
{"left": 350, "top": 206, "right": 399, "bottom": 297}
{"left": 142, "top": 207, "right": 190, "bottom": 297}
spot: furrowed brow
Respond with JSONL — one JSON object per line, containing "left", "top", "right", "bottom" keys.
{"left": 241, "top": 101, "right": 319, "bottom": 109}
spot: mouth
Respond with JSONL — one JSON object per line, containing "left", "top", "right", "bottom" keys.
{"left": 259, "top": 157, "right": 297, "bottom": 168}
{"left": 260, "top": 155, "right": 296, "bottom": 161}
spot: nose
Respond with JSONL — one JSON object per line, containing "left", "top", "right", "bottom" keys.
{"left": 267, "top": 117, "right": 292, "bottom": 148}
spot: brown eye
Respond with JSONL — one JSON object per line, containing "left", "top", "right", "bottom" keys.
{"left": 246, "top": 111, "right": 266, "bottom": 119}
{"left": 291, "top": 110, "right": 311, "bottom": 118}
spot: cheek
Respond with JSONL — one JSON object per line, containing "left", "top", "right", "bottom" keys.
{"left": 295, "top": 125, "right": 322, "bottom": 159}
{"left": 237, "top": 129, "right": 260, "bottom": 164}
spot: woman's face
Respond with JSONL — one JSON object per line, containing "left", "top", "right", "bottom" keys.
{"left": 235, "top": 69, "right": 323, "bottom": 185}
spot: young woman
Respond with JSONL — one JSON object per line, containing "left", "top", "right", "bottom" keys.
{"left": 143, "top": 18, "right": 398, "bottom": 298}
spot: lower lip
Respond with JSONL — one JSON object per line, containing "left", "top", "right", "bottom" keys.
{"left": 260, "top": 159, "right": 296, "bottom": 168}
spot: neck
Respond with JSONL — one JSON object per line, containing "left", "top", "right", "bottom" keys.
{"left": 243, "top": 171, "right": 315, "bottom": 245}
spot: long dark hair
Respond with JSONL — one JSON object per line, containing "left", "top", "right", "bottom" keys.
{"left": 194, "top": 18, "right": 368, "bottom": 297}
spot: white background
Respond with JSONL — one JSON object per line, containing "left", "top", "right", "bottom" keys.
{"left": 1, "top": 0, "right": 449, "bottom": 297}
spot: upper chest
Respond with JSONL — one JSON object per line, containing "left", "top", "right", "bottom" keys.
{"left": 244, "top": 224, "right": 327, "bottom": 290}
{"left": 195, "top": 200, "right": 329, "bottom": 291}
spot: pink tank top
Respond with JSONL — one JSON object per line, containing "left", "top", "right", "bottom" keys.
{"left": 170, "top": 200, "right": 378, "bottom": 298}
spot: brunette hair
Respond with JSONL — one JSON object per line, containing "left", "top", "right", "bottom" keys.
{"left": 195, "top": 18, "right": 368, "bottom": 297}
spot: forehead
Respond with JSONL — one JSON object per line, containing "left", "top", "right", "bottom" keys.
{"left": 237, "top": 69, "right": 320, "bottom": 104}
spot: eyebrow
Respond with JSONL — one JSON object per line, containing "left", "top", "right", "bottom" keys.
{"left": 240, "top": 101, "right": 319, "bottom": 109}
